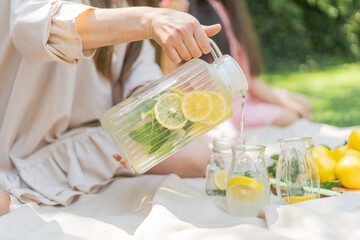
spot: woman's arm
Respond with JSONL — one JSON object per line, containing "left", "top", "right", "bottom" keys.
{"left": 75, "top": 7, "right": 221, "bottom": 63}
{"left": 249, "top": 77, "right": 284, "bottom": 105}
{"left": 250, "top": 77, "right": 313, "bottom": 120}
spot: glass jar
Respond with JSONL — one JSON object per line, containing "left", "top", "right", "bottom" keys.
{"left": 276, "top": 137, "right": 320, "bottom": 204}
{"left": 206, "top": 137, "right": 241, "bottom": 196}
{"left": 226, "top": 145, "right": 270, "bottom": 217}
{"left": 101, "top": 40, "right": 248, "bottom": 174}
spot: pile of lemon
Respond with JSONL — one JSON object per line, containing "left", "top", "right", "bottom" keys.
{"left": 154, "top": 89, "right": 230, "bottom": 129}
{"left": 312, "top": 128, "right": 360, "bottom": 189}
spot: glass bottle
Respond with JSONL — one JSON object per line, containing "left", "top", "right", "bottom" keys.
{"left": 101, "top": 40, "right": 248, "bottom": 174}
{"left": 226, "top": 145, "right": 270, "bottom": 217}
{"left": 206, "top": 137, "right": 241, "bottom": 196}
{"left": 276, "top": 137, "right": 320, "bottom": 204}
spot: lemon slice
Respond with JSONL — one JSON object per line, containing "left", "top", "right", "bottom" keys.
{"left": 227, "top": 176, "right": 262, "bottom": 201}
{"left": 283, "top": 195, "right": 316, "bottom": 204}
{"left": 171, "top": 88, "right": 185, "bottom": 96}
{"left": 202, "top": 91, "right": 227, "bottom": 125}
{"left": 154, "top": 92, "right": 187, "bottom": 129}
{"left": 213, "top": 170, "right": 228, "bottom": 190}
{"left": 181, "top": 91, "right": 213, "bottom": 122}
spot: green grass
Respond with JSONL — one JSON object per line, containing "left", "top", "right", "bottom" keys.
{"left": 262, "top": 62, "right": 360, "bottom": 127}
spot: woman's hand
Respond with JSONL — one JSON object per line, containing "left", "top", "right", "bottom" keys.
{"left": 113, "top": 154, "right": 128, "bottom": 169}
{"left": 147, "top": 8, "right": 221, "bottom": 63}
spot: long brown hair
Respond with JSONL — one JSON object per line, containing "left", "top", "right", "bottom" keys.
{"left": 189, "top": 0, "right": 264, "bottom": 76}
{"left": 88, "top": 0, "right": 159, "bottom": 102}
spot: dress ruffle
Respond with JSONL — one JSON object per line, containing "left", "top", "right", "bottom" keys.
{"left": 6, "top": 127, "right": 132, "bottom": 206}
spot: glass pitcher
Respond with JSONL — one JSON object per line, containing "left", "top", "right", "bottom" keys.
{"left": 226, "top": 145, "right": 270, "bottom": 217}
{"left": 206, "top": 137, "right": 241, "bottom": 196}
{"left": 276, "top": 137, "right": 320, "bottom": 204}
{"left": 101, "top": 40, "right": 248, "bottom": 174}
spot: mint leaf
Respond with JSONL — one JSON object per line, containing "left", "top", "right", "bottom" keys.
{"left": 139, "top": 99, "right": 156, "bottom": 120}
{"left": 271, "top": 154, "right": 279, "bottom": 161}
{"left": 129, "top": 122, "right": 153, "bottom": 145}
{"left": 292, "top": 187, "right": 305, "bottom": 196}
{"left": 129, "top": 119, "right": 171, "bottom": 154}
{"left": 148, "top": 122, "right": 171, "bottom": 154}
{"left": 128, "top": 99, "right": 156, "bottom": 123}
{"left": 321, "top": 180, "right": 340, "bottom": 190}
{"left": 183, "top": 121, "right": 194, "bottom": 134}
{"left": 244, "top": 170, "right": 257, "bottom": 179}
{"left": 267, "top": 162, "right": 277, "bottom": 177}
{"left": 157, "top": 137, "right": 175, "bottom": 156}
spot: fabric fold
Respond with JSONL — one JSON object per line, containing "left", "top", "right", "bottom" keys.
{"left": 11, "top": 0, "right": 95, "bottom": 64}
{"left": 9, "top": 127, "right": 129, "bottom": 206}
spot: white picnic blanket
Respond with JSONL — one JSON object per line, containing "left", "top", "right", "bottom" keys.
{"left": 1, "top": 119, "right": 360, "bottom": 240}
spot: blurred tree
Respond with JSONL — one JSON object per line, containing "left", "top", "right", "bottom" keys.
{"left": 246, "top": 0, "right": 360, "bottom": 72}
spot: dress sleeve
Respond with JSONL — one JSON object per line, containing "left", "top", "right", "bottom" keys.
{"left": 10, "top": 0, "right": 96, "bottom": 64}
{"left": 123, "top": 40, "right": 164, "bottom": 98}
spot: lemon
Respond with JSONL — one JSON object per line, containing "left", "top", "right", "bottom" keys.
{"left": 227, "top": 176, "right": 262, "bottom": 201}
{"left": 154, "top": 92, "right": 187, "bottom": 129}
{"left": 329, "top": 145, "right": 348, "bottom": 162}
{"left": 312, "top": 145, "right": 330, "bottom": 159}
{"left": 314, "top": 155, "right": 336, "bottom": 183}
{"left": 181, "top": 91, "right": 213, "bottom": 122}
{"left": 167, "top": 88, "right": 185, "bottom": 96}
{"left": 345, "top": 148, "right": 360, "bottom": 158}
{"left": 283, "top": 195, "right": 316, "bottom": 204}
{"left": 335, "top": 155, "right": 360, "bottom": 189}
{"left": 202, "top": 91, "right": 227, "bottom": 125}
{"left": 348, "top": 128, "right": 360, "bottom": 151}
{"left": 213, "top": 170, "right": 228, "bottom": 190}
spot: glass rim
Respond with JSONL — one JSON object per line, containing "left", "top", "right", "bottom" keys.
{"left": 278, "top": 137, "right": 312, "bottom": 142}
{"left": 231, "top": 144, "right": 266, "bottom": 151}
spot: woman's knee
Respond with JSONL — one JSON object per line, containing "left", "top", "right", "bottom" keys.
{"left": 146, "top": 137, "right": 210, "bottom": 177}
{"left": 290, "top": 93, "right": 313, "bottom": 112}
{"left": 272, "top": 108, "right": 300, "bottom": 127}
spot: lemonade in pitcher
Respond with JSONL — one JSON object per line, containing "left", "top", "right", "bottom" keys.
{"left": 101, "top": 40, "right": 248, "bottom": 173}
{"left": 226, "top": 145, "right": 270, "bottom": 217}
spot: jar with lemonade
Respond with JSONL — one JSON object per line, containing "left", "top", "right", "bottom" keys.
{"left": 206, "top": 137, "right": 241, "bottom": 196}
{"left": 226, "top": 145, "right": 270, "bottom": 217}
{"left": 101, "top": 40, "right": 248, "bottom": 174}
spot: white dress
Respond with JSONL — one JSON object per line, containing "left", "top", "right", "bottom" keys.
{"left": 0, "top": 0, "right": 163, "bottom": 205}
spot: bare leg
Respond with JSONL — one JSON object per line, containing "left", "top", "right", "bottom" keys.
{"left": 287, "top": 92, "right": 313, "bottom": 113}
{"left": 0, "top": 189, "right": 10, "bottom": 216}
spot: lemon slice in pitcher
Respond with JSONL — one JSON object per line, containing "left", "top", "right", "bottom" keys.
{"left": 154, "top": 92, "right": 187, "bottom": 129}
{"left": 202, "top": 91, "right": 227, "bottom": 125}
{"left": 214, "top": 170, "right": 228, "bottom": 190}
{"left": 170, "top": 88, "right": 185, "bottom": 96}
{"left": 227, "top": 176, "right": 262, "bottom": 201}
{"left": 181, "top": 91, "right": 213, "bottom": 122}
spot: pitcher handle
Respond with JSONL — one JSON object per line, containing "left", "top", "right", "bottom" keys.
{"left": 209, "top": 38, "right": 222, "bottom": 61}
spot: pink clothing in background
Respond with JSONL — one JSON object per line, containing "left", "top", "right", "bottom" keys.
{"left": 210, "top": 1, "right": 283, "bottom": 129}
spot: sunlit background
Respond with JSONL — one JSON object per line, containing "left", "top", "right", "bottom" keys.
{"left": 246, "top": 0, "right": 360, "bottom": 127}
